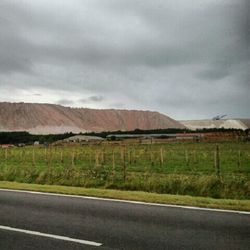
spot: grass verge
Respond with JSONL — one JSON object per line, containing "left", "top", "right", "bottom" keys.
{"left": 0, "top": 181, "right": 249, "bottom": 212}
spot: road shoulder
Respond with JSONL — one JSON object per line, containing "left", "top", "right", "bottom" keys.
{"left": 0, "top": 181, "right": 249, "bottom": 212}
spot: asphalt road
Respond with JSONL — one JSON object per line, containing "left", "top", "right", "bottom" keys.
{"left": 0, "top": 189, "right": 249, "bottom": 250}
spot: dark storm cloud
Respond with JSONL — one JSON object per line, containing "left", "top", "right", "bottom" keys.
{"left": 196, "top": 66, "right": 230, "bottom": 81}
{"left": 0, "top": 0, "right": 249, "bottom": 119}
{"left": 57, "top": 99, "right": 74, "bottom": 106}
{"left": 102, "top": 0, "right": 249, "bottom": 69}
{"left": 89, "top": 95, "right": 105, "bottom": 102}
{"left": 79, "top": 95, "right": 105, "bottom": 103}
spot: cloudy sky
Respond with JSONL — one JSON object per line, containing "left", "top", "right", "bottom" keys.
{"left": 0, "top": 0, "right": 249, "bottom": 120}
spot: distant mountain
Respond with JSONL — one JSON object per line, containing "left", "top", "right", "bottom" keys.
{"left": 0, "top": 102, "right": 185, "bottom": 134}
{"left": 180, "top": 119, "right": 250, "bottom": 130}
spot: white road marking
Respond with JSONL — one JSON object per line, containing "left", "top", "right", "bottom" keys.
{"left": 0, "top": 225, "right": 102, "bottom": 247}
{"left": 0, "top": 188, "right": 249, "bottom": 215}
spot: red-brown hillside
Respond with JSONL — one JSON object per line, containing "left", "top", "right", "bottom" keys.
{"left": 0, "top": 102, "right": 185, "bottom": 134}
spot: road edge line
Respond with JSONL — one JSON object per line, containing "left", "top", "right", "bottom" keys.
{"left": 0, "top": 188, "right": 249, "bottom": 215}
{"left": 0, "top": 225, "right": 102, "bottom": 246}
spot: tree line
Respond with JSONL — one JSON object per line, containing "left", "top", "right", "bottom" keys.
{"left": 0, "top": 128, "right": 247, "bottom": 144}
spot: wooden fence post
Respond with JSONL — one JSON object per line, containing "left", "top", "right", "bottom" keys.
{"left": 160, "top": 147, "right": 164, "bottom": 166}
{"left": 71, "top": 152, "right": 75, "bottom": 167}
{"left": 60, "top": 150, "right": 64, "bottom": 163}
{"left": 32, "top": 147, "right": 36, "bottom": 166}
{"left": 95, "top": 151, "right": 99, "bottom": 167}
{"left": 122, "top": 147, "right": 126, "bottom": 182}
{"left": 112, "top": 150, "right": 116, "bottom": 182}
{"left": 193, "top": 150, "right": 197, "bottom": 163}
{"left": 5, "top": 148, "right": 8, "bottom": 160}
{"left": 237, "top": 150, "right": 241, "bottom": 170}
{"left": 214, "top": 145, "right": 221, "bottom": 177}
{"left": 185, "top": 150, "right": 189, "bottom": 166}
{"left": 150, "top": 151, "right": 154, "bottom": 166}
{"left": 128, "top": 150, "right": 131, "bottom": 165}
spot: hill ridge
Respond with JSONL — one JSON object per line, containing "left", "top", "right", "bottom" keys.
{"left": 0, "top": 102, "right": 184, "bottom": 134}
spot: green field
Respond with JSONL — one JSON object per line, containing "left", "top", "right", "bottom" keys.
{"left": 0, "top": 141, "right": 249, "bottom": 200}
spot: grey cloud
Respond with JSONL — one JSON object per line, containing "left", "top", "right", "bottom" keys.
{"left": 79, "top": 95, "right": 105, "bottom": 103}
{"left": 0, "top": 0, "right": 248, "bottom": 73}
{"left": 0, "top": 0, "right": 249, "bottom": 119}
{"left": 108, "top": 102, "right": 125, "bottom": 109}
{"left": 57, "top": 99, "right": 74, "bottom": 105}
{"left": 79, "top": 98, "right": 87, "bottom": 104}
{"left": 196, "top": 67, "right": 229, "bottom": 81}
{"left": 89, "top": 95, "right": 104, "bottom": 102}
